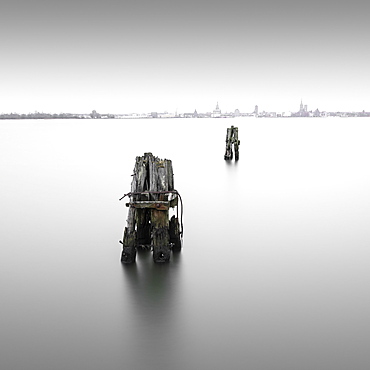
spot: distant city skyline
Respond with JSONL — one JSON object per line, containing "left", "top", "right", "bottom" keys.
{"left": 2, "top": 99, "right": 370, "bottom": 120}
{"left": 1, "top": 99, "right": 369, "bottom": 116}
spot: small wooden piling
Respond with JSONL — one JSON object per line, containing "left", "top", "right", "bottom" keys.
{"left": 224, "top": 126, "right": 240, "bottom": 161}
{"left": 120, "top": 153, "right": 183, "bottom": 263}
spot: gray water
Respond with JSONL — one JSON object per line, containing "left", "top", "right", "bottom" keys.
{"left": 1, "top": 117, "right": 370, "bottom": 370}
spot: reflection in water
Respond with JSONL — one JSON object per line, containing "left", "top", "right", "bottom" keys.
{"left": 121, "top": 250, "right": 182, "bottom": 310}
{"left": 224, "top": 159, "right": 239, "bottom": 167}
{"left": 120, "top": 250, "right": 184, "bottom": 368}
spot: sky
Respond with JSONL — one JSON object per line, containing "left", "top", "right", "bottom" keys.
{"left": 1, "top": 0, "right": 369, "bottom": 114}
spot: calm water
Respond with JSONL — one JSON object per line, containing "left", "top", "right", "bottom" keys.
{"left": 1, "top": 117, "right": 370, "bottom": 370}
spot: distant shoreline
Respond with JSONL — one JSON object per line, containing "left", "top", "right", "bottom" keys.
{"left": 1, "top": 109, "right": 370, "bottom": 120}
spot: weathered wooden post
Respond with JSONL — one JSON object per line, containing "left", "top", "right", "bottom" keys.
{"left": 119, "top": 153, "right": 183, "bottom": 263}
{"left": 233, "top": 126, "right": 240, "bottom": 161}
{"left": 224, "top": 127, "right": 233, "bottom": 160}
{"left": 224, "top": 126, "right": 240, "bottom": 161}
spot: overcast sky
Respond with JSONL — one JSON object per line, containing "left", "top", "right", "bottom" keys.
{"left": 1, "top": 0, "right": 369, "bottom": 114}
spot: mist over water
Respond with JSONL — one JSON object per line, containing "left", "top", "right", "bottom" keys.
{"left": 1, "top": 117, "right": 370, "bottom": 369}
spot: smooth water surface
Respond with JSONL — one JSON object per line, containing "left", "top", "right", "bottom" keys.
{"left": 1, "top": 117, "right": 370, "bottom": 369}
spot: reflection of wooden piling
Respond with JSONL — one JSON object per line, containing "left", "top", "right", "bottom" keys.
{"left": 224, "top": 126, "right": 240, "bottom": 161}
{"left": 120, "top": 153, "right": 183, "bottom": 263}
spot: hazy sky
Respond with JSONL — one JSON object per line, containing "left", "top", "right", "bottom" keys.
{"left": 1, "top": 0, "right": 369, "bottom": 114}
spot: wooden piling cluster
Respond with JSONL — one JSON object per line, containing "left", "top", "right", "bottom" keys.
{"left": 224, "top": 126, "right": 240, "bottom": 161}
{"left": 120, "top": 153, "right": 183, "bottom": 263}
